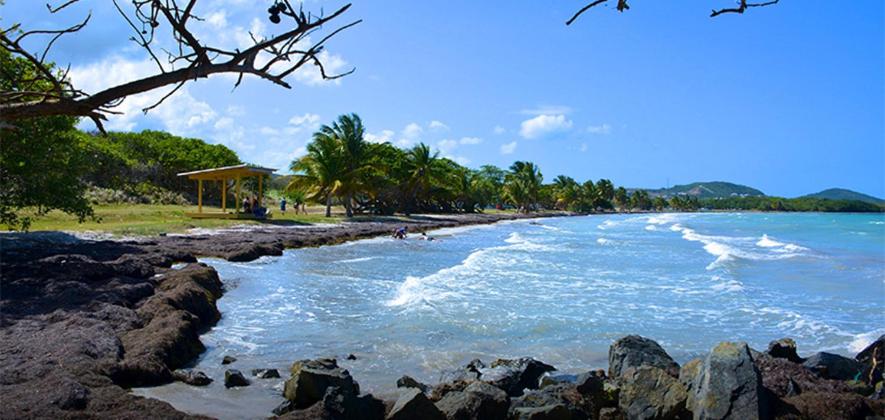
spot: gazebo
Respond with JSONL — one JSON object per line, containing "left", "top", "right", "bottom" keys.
{"left": 177, "top": 164, "right": 276, "bottom": 219}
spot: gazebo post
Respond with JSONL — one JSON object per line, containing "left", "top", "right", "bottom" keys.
{"left": 221, "top": 178, "right": 227, "bottom": 212}
{"left": 258, "top": 175, "right": 263, "bottom": 208}
{"left": 198, "top": 179, "right": 203, "bottom": 213}
{"left": 235, "top": 176, "right": 241, "bottom": 214}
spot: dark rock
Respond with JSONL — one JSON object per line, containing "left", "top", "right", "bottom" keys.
{"left": 252, "top": 368, "right": 280, "bottom": 379}
{"left": 678, "top": 358, "right": 702, "bottom": 393}
{"left": 753, "top": 350, "right": 864, "bottom": 398}
{"left": 273, "top": 400, "right": 295, "bottom": 416}
{"left": 510, "top": 383, "right": 595, "bottom": 420}
{"left": 435, "top": 381, "right": 509, "bottom": 420}
{"left": 575, "top": 370, "right": 605, "bottom": 395}
{"left": 387, "top": 387, "right": 445, "bottom": 420}
{"left": 785, "top": 377, "right": 801, "bottom": 397}
{"left": 283, "top": 358, "right": 360, "bottom": 409}
{"left": 439, "top": 360, "right": 484, "bottom": 384}
{"left": 51, "top": 378, "right": 90, "bottom": 410}
{"left": 778, "top": 391, "right": 884, "bottom": 419}
{"left": 598, "top": 407, "right": 626, "bottom": 420}
{"left": 347, "top": 354, "right": 358, "bottom": 360}
{"left": 608, "top": 335, "right": 679, "bottom": 378}
{"left": 172, "top": 369, "right": 213, "bottom": 386}
{"left": 279, "top": 386, "right": 385, "bottom": 420}
{"left": 802, "top": 352, "right": 863, "bottom": 381}
{"left": 689, "top": 341, "right": 768, "bottom": 420}
{"left": 855, "top": 334, "right": 885, "bottom": 385}
{"left": 617, "top": 366, "right": 688, "bottom": 420}
{"left": 222, "top": 355, "right": 237, "bottom": 365}
{"left": 766, "top": 338, "right": 803, "bottom": 363}
{"left": 481, "top": 357, "right": 556, "bottom": 396}
{"left": 511, "top": 404, "right": 572, "bottom": 420}
{"left": 224, "top": 369, "right": 250, "bottom": 388}
{"left": 430, "top": 380, "right": 472, "bottom": 401}
{"left": 467, "top": 358, "right": 486, "bottom": 370}
{"left": 396, "top": 375, "right": 430, "bottom": 393}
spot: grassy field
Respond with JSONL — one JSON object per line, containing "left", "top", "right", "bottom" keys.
{"left": 6, "top": 204, "right": 348, "bottom": 236}
{"left": 6, "top": 204, "right": 524, "bottom": 236}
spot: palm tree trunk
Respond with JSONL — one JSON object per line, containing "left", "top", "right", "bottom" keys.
{"left": 325, "top": 194, "right": 332, "bottom": 217}
{"left": 345, "top": 193, "right": 353, "bottom": 217}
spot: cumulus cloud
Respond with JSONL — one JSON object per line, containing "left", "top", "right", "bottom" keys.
{"left": 437, "top": 139, "right": 459, "bottom": 153}
{"left": 285, "top": 113, "right": 321, "bottom": 135}
{"left": 500, "top": 141, "right": 517, "bottom": 155}
{"left": 519, "top": 114, "right": 573, "bottom": 139}
{"left": 69, "top": 55, "right": 216, "bottom": 133}
{"left": 397, "top": 122, "right": 424, "bottom": 147}
{"left": 366, "top": 129, "right": 395, "bottom": 144}
{"left": 587, "top": 123, "right": 612, "bottom": 135}
{"left": 429, "top": 120, "right": 449, "bottom": 130}
{"left": 459, "top": 136, "right": 482, "bottom": 145}
{"left": 493, "top": 125, "right": 506, "bottom": 135}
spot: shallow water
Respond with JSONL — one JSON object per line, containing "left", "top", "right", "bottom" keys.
{"left": 136, "top": 212, "right": 885, "bottom": 419}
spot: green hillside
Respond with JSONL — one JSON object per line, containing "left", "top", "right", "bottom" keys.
{"left": 647, "top": 181, "right": 765, "bottom": 199}
{"left": 802, "top": 188, "right": 884, "bottom": 204}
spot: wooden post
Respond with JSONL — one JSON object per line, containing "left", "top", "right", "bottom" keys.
{"left": 258, "top": 175, "right": 263, "bottom": 208}
{"left": 221, "top": 178, "right": 227, "bottom": 212}
{"left": 198, "top": 179, "right": 203, "bottom": 213}
{"left": 235, "top": 176, "right": 241, "bottom": 214}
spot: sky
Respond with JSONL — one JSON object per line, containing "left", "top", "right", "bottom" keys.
{"left": 4, "top": 0, "right": 884, "bottom": 197}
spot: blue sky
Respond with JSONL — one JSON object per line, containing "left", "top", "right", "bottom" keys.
{"left": 5, "top": 1, "right": 883, "bottom": 197}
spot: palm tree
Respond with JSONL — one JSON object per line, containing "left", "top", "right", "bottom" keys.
{"left": 404, "top": 143, "right": 447, "bottom": 212}
{"left": 504, "top": 161, "right": 543, "bottom": 213}
{"left": 324, "top": 113, "right": 373, "bottom": 217}
{"left": 288, "top": 133, "right": 344, "bottom": 217}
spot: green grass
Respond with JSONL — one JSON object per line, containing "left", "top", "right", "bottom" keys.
{"left": 6, "top": 204, "right": 346, "bottom": 236}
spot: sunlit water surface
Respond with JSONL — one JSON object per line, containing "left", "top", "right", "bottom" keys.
{"left": 136, "top": 213, "right": 885, "bottom": 419}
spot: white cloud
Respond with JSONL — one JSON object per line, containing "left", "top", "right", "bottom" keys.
{"left": 397, "top": 122, "right": 424, "bottom": 147}
{"left": 493, "top": 125, "right": 506, "bottom": 135}
{"left": 519, "top": 114, "right": 573, "bottom": 139}
{"left": 69, "top": 55, "right": 217, "bottom": 133}
{"left": 587, "top": 123, "right": 612, "bottom": 135}
{"left": 260, "top": 126, "right": 281, "bottom": 136}
{"left": 366, "top": 129, "right": 395, "bottom": 144}
{"left": 459, "top": 136, "right": 482, "bottom": 145}
{"left": 429, "top": 120, "right": 449, "bottom": 130}
{"left": 500, "top": 141, "right": 517, "bottom": 155}
{"left": 206, "top": 10, "right": 228, "bottom": 29}
{"left": 289, "top": 113, "right": 321, "bottom": 127}
{"left": 452, "top": 156, "right": 471, "bottom": 165}
{"left": 520, "top": 105, "right": 572, "bottom": 116}
{"left": 580, "top": 143, "right": 589, "bottom": 152}
{"left": 292, "top": 50, "right": 349, "bottom": 86}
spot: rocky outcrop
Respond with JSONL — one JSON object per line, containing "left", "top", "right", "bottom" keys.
{"left": 481, "top": 357, "right": 556, "bottom": 397}
{"left": 765, "top": 338, "right": 803, "bottom": 364}
{"left": 224, "top": 369, "right": 250, "bottom": 388}
{"left": 278, "top": 386, "right": 385, "bottom": 420}
{"left": 617, "top": 366, "right": 689, "bottom": 420}
{"left": 253, "top": 368, "right": 281, "bottom": 379}
{"left": 387, "top": 388, "right": 445, "bottom": 420}
{"left": 856, "top": 335, "right": 884, "bottom": 385}
{"left": 689, "top": 341, "right": 768, "bottom": 420}
{"left": 283, "top": 358, "right": 361, "bottom": 409}
{"left": 435, "top": 381, "right": 510, "bottom": 420}
{"left": 802, "top": 352, "right": 863, "bottom": 381}
{"left": 396, "top": 375, "right": 430, "bottom": 393}
{"left": 609, "top": 335, "right": 680, "bottom": 378}
{"left": 172, "top": 369, "right": 213, "bottom": 386}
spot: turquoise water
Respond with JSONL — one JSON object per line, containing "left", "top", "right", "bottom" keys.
{"left": 138, "top": 213, "right": 885, "bottom": 419}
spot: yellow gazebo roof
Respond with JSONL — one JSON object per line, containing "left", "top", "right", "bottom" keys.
{"left": 177, "top": 164, "right": 276, "bottom": 181}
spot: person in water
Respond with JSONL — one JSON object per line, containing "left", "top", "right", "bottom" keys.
{"left": 419, "top": 232, "right": 436, "bottom": 241}
{"left": 393, "top": 226, "right": 408, "bottom": 239}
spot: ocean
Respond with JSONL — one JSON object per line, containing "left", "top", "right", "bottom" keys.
{"left": 136, "top": 212, "right": 885, "bottom": 419}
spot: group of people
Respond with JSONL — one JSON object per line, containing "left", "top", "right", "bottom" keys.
{"left": 242, "top": 196, "right": 268, "bottom": 218}
{"left": 279, "top": 198, "right": 307, "bottom": 214}
{"left": 392, "top": 226, "right": 436, "bottom": 241}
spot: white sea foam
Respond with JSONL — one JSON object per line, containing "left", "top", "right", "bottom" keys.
{"left": 646, "top": 213, "right": 680, "bottom": 225}
{"left": 596, "top": 238, "right": 613, "bottom": 245}
{"left": 335, "top": 256, "right": 377, "bottom": 264}
{"left": 870, "top": 221, "right": 885, "bottom": 225}
{"left": 645, "top": 225, "right": 658, "bottom": 231}
{"left": 672, "top": 226, "right": 809, "bottom": 270}
{"left": 597, "top": 220, "right": 618, "bottom": 230}
{"left": 756, "top": 234, "right": 783, "bottom": 248}
{"left": 849, "top": 329, "right": 885, "bottom": 353}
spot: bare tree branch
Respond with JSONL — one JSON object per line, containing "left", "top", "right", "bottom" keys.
{"left": 567, "top": 0, "right": 777, "bottom": 25}
{"left": 711, "top": 0, "right": 780, "bottom": 17}
{"left": 1, "top": 0, "right": 360, "bottom": 132}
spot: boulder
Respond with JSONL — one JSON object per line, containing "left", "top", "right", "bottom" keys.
{"left": 802, "top": 352, "right": 863, "bottom": 381}
{"left": 387, "top": 388, "right": 445, "bottom": 420}
{"left": 575, "top": 371, "right": 606, "bottom": 396}
{"left": 511, "top": 404, "right": 572, "bottom": 420}
{"left": 598, "top": 407, "right": 626, "bottom": 420}
{"left": 617, "top": 366, "right": 688, "bottom": 420}
{"left": 347, "top": 354, "right": 358, "bottom": 360}
{"left": 540, "top": 374, "right": 578, "bottom": 389}
{"left": 278, "top": 386, "right": 385, "bottom": 420}
{"left": 439, "top": 360, "right": 483, "bottom": 384}
{"left": 690, "top": 342, "right": 769, "bottom": 420}
{"left": 609, "top": 335, "right": 679, "bottom": 378}
{"left": 766, "top": 338, "right": 803, "bottom": 363}
{"left": 396, "top": 375, "right": 430, "bottom": 394}
{"left": 284, "top": 358, "right": 360, "bottom": 409}
{"left": 252, "top": 368, "right": 280, "bottom": 379}
{"left": 224, "top": 369, "right": 250, "bottom": 388}
{"left": 510, "top": 383, "right": 595, "bottom": 420}
{"left": 752, "top": 350, "right": 862, "bottom": 398}
{"left": 172, "top": 369, "right": 212, "bottom": 386}
{"left": 221, "top": 355, "right": 237, "bottom": 365}
{"left": 435, "top": 381, "right": 509, "bottom": 420}
{"left": 778, "top": 391, "right": 884, "bottom": 419}
{"left": 855, "top": 334, "right": 885, "bottom": 385}
{"left": 481, "top": 357, "right": 556, "bottom": 396}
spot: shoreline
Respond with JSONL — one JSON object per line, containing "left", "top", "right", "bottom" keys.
{"left": 0, "top": 211, "right": 572, "bottom": 418}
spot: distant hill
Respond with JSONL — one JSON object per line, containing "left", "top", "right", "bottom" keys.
{"left": 646, "top": 181, "right": 765, "bottom": 199}
{"left": 801, "top": 188, "right": 884, "bottom": 204}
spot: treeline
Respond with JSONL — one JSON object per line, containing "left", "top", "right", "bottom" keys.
{"left": 286, "top": 114, "right": 638, "bottom": 217}
{"left": 700, "top": 196, "right": 884, "bottom": 213}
